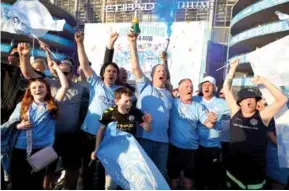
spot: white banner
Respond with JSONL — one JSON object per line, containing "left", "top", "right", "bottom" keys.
{"left": 248, "top": 35, "right": 289, "bottom": 168}
{"left": 84, "top": 22, "right": 208, "bottom": 88}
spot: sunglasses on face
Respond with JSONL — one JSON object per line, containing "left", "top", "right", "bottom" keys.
{"left": 9, "top": 52, "right": 19, "bottom": 57}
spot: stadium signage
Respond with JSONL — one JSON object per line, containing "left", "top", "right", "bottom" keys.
{"left": 103, "top": 1, "right": 211, "bottom": 13}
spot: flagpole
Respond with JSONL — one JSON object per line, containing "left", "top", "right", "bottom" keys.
{"left": 31, "top": 34, "right": 58, "bottom": 59}
{"left": 216, "top": 61, "right": 230, "bottom": 71}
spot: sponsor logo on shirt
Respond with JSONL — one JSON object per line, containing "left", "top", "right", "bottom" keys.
{"left": 118, "top": 124, "right": 134, "bottom": 129}
{"left": 232, "top": 123, "right": 258, "bottom": 130}
{"left": 129, "top": 115, "right": 135, "bottom": 122}
{"left": 249, "top": 118, "right": 258, "bottom": 126}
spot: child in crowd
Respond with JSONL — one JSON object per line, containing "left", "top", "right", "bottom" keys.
{"left": 91, "top": 87, "right": 152, "bottom": 190}
{"left": 7, "top": 48, "right": 68, "bottom": 190}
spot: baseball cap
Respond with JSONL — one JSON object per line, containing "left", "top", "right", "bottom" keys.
{"left": 236, "top": 88, "right": 262, "bottom": 105}
{"left": 199, "top": 76, "right": 218, "bottom": 92}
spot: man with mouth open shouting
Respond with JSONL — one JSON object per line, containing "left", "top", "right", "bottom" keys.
{"left": 168, "top": 78, "right": 218, "bottom": 189}
{"left": 223, "top": 59, "right": 288, "bottom": 190}
{"left": 193, "top": 75, "right": 230, "bottom": 189}
{"left": 75, "top": 31, "right": 120, "bottom": 189}
{"left": 128, "top": 30, "right": 172, "bottom": 177}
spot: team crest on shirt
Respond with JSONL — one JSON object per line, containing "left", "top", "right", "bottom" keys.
{"left": 129, "top": 115, "right": 135, "bottom": 122}
{"left": 250, "top": 118, "right": 258, "bottom": 126}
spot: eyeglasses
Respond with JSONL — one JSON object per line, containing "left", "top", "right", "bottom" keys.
{"left": 9, "top": 52, "right": 19, "bottom": 57}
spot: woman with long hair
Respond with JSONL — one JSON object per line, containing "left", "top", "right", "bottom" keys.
{"left": 8, "top": 56, "right": 68, "bottom": 190}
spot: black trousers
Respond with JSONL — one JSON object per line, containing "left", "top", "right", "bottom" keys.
{"left": 221, "top": 142, "right": 230, "bottom": 188}
{"left": 80, "top": 130, "right": 105, "bottom": 190}
{"left": 196, "top": 146, "right": 223, "bottom": 190}
{"left": 11, "top": 148, "right": 46, "bottom": 190}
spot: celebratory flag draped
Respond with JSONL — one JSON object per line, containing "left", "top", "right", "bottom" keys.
{"left": 96, "top": 122, "right": 170, "bottom": 190}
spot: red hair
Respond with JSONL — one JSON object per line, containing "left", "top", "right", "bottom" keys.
{"left": 20, "top": 78, "right": 58, "bottom": 120}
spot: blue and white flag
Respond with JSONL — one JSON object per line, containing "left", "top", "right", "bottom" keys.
{"left": 1, "top": 0, "right": 65, "bottom": 37}
{"left": 96, "top": 122, "right": 170, "bottom": 190}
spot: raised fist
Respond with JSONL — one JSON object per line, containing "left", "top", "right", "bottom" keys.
{"left": 17, "top": 43, "right": 30, "bottom": 57}
{"left": 160, "top": 51, "right": 167, "bottom": 61}
{"left": 252, "top": 76, "right": 266, "bottom": 85}
{"left": 230, "top": 58, "right": 240, "bottom": 70}
{"left": 109, "top": 32, "right": 119, "bottom": 44}
{"left": 39, "top": 41, "right": 49, "bottom": 51}
{"left": 49, "top": 61, "right": 59, "bottom": 70}
{"left": 74, "top": 31, "right": 84, "bottom": 44}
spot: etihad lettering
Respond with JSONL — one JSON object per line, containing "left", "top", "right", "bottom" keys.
{"left": 104, "top": 1, "right": 211, "bottom": 13}
{"left": 104, "top": 3, "right": 156, "bottom": 13}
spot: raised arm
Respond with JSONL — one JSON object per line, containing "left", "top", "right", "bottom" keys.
{"left": 18, "top": 43, "right": 42, "bottom": 79}
{"left": 39, "top": 41, "right": 57, "bottom": 77}
{"left": 50, "top": 61, "right": 68, "bottom": 102}
{"left": 128, "top": 31, "right": 144, "bottom": 80}
{"left": 223, "top": 59, "right": 240, "bottom": 116}
{"left": 75, "top": 32, "right": 94, "bottom": 77}
{"left": 160, "top": 51, "right": 171, "bottom": 81}
{"left": 160, "top": 51, "right": 173, "bottom": 91}
{"left": 104, "top": 33, "right": 119, "bottom": 64}
{"left": 252, "top": 76, "right": 288, "bottom": 126}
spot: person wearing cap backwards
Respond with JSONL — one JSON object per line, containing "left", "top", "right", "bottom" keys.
{"left": 223, "top": 59, "right": 288, "bottom": 190}
{"left": 128, "top": 30, "right": 172, "bottom": 177}
{"left": 193, "top": 76, "right": 230, "bottom": 189}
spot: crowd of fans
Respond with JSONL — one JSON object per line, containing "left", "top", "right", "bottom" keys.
{"left": 1, "top": 29, "right": 289, "bottom": 190}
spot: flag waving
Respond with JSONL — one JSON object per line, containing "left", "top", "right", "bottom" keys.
{"left": 96, "top": 122, "right": 170, "bottom": 190}
{"left": 1, "top": 0, "right": 66, "bottom": 37}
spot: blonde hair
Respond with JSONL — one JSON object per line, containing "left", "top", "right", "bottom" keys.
{"left": 32, "top": 59, "right": 46, "bottom": 69}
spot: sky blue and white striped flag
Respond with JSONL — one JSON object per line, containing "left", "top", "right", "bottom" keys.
{"left": 96, "top": 122, "right": 170, "bottom": 190}
{"left": 1, "top": 0, "right": 65, "bottom": 37}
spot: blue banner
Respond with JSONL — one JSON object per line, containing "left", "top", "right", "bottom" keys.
{"left": 96, "top": 122, "right": 170, "bottom": 190}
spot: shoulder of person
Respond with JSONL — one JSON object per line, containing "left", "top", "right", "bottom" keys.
{"left": 103, "top": 106, "right": 115, "bottom": 114}
{"left": 130, "top": 106, "right": 142, "bottom": 113}
{"left": 192, "top": 101, "right": 204, "bottom": 109}
{"left": 192, "top": 95, "right": 201, "bottom": 102}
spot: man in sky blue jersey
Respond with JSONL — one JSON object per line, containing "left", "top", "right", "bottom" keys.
{"left": 128, "top": 30, "right": 172, "bottom": 177}
{"left": 193, "top": 76, "right": 230, "bottom": 189}
{"left": 168, "top": 78, "right": 217, "bottom": 189}
{"left": 75, "top": 31, "right": 120, "bottom": 189}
